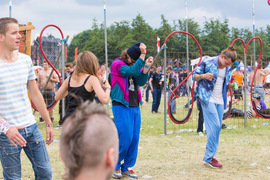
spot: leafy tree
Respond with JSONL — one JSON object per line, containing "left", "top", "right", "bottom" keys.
{"left": 65, "top": 15, "right": 270, "bottom": 67}
{"left": 176, "top": 18, "right": 202, "bottom": 60}
{"left": 67, "top": 30, "right": 91, "bottom": 63}
{"left": 110, "top": 21, "right": 132, "bottom": 51}
{"left": 131, "top": 14, "right": 154, "bottom": 55}
{"left": 201, "top": 18, "right": 230, "bottom": 54}
{"left": 155, "top": 14, "right": 181, "bottom": 64}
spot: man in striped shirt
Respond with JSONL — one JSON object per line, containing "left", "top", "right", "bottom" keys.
{"left": 0, "top": 17, "right": 54, "bottom": 179}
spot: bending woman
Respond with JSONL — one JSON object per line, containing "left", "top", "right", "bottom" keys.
{"left": 55, "top": 51, "right": 110, "bottom": 124}
{"left": 111, "top": 42, "right": 153, "bottom": 179}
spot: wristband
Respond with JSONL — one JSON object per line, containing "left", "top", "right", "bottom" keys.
{"left": 46, "top": 123, "right": 53, "bottom": 127}
{"left": 105, "top": 88, "right": 111, "bottom": 92}
{"left": 0, "top": 119, "right": 11, "bottom": 134}
{"left": 199, "top": 74, "right": 201, "bottom": 80}
{"left": 144, "top": 65, "right": 150, "bottom": 68}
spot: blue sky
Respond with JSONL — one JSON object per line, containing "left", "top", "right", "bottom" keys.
{"left": 0, "top": 0, "right": 269, "bottom": 43}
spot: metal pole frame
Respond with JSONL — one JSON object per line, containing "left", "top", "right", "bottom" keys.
{"left": 163, "top": 45, "right": 167, "bottom": 135}
{"left": 244, "top": 52, "right": 247, "bottom": 128}
{"left": 9, "top": 0, "right": 12, "bottom": 17}
{"left": 104, "top": 0, "right": 109, "bottom": 112}
{"left": 185, "top": 0, "right": 190, "bottom": 107}
{"left": 252, "top": 0, "right": 256, "bottom": 90}
{"left": 61, "top": 40, "right": 65, "bottom": 119}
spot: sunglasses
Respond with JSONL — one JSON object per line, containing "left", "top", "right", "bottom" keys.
{"left": 253, "top": 96, "right": 261, "bottom": 100}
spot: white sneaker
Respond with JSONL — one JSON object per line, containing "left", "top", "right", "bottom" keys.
{"left": 198, "top": 132, "right": 204, "bottom": 136}
{"left": 112, "top": 170, "right": 122, "bottom": 179}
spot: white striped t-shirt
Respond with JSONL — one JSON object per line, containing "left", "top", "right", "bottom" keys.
{"left": 0, "top": 52, "right": 36, "bottom": 128}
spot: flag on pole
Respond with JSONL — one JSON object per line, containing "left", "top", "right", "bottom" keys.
{"left": 74, "top": 47, "right": 78, "bottom": 61}
{"left": 157, "top": 37, "right": 160, "bottom": 53}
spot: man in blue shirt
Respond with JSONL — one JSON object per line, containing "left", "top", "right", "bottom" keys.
{"left": 192, "top": 45, "right": 236, "bottom": 168}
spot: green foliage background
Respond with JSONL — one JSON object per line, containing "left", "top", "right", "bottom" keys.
{"left": 67, "top": 14, "right": 270, "bottom": 66}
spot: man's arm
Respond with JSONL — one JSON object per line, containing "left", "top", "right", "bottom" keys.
{"left": 149, "top": 77, "right": 154, "bottom": 92}
{"left": 37, "top": 72, "right": 41, "bottom": 88}
{"left": 194, "top": 73, "right": 214, "bottom": 81}
{"left": 50, "top": 71, "right": 59, "bottom": 83}
{"left": 259, "top": 70, "right": 270, "bottom": 77}
{"left": 27, "top": 80, "right": 54, "bottom": 145}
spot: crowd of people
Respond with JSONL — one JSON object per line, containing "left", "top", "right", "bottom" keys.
{"left": 1, "top": 17, "right": 270, "bottom": 180}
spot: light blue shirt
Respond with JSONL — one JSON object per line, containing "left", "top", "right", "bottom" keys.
{"left": 192, "top": 56, "right": 232, "bottom": 109}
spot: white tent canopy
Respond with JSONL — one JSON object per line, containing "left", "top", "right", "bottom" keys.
{"left": 238, "top": 61, "right": 244, "bottom": 67}
{"left": 190, "top": 56, "right": 210, "bottom": 66}
{"left": 264, "top": 63, "right": 270, "bottom": 70}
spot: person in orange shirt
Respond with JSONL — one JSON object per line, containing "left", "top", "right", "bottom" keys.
{"left": 232, "top": 67, "right": 244, "bottom": 103}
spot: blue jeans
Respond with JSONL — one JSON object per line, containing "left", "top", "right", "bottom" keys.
{"left": 231, "top": 108, "right": 244, "bottom": 117}
{"left": 145, "top": 84, "right": 151, "bottom": 102}
{"left": 201, "top": 102, "right": 224, "bottom": 163}
{"left": 112, "top": 105, "right": 141, "bottom": 172}
{"left": 182, "top": 83, "right": 187, "bottom": 96}
{"left": 254, "top": 87, "right": 265, "bottom": 102}
{"left": 184, "top": 96, "right": 197, "bottom": 108}
{"left": 152, "top": 89, "right": 162, "bottom": 112}
{"left": 0, "top": 123, "right": 52, "bottom": 180}
{"left": 168, "top": 91, "right": 176, "bottom": 113}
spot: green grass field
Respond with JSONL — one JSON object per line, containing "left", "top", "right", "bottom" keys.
{"left": 1, "top": 96, "right": 270, "bottom": 179}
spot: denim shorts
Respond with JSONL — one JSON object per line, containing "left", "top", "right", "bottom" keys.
{"left": 0, "top": 123, "right": 52, "bottom": 180}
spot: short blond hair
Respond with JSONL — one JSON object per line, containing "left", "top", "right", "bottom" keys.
{"left": 60, "top": 101, "right": 118, "bottom": 180}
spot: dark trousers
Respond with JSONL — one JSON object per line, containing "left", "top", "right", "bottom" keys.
{"left": 230, "top": 108, "right": 244, "bottom": 117}
{"left": 59, "top": 96, "right": 68, "bottom": 125}
{"left": 197, "top": 100, "right": 204, "bottom": 133}
{"left": 152, "top": 88, "right": 162, "bottom": 112}
{"left": 145, "top": 84, "right": 151, "bottom": 102}
{"left": 182, "top": 83, "right": 188, "bottom": 96}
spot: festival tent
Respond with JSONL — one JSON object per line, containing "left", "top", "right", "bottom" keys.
{"left": 238, "top": 61, "right": 244, "bottom": 67}
{"left": 190, "top": 56, "right": 210, "bottom": 66}
{"left": 264, "top": 63, "right": 270, "bottom": 70}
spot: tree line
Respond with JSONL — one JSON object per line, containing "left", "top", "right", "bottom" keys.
{"left": 67, "top": 14, "right": 270, "bottom": 66}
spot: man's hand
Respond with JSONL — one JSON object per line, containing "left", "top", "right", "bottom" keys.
{"left": 139, "top": 43, "right": 147, "bottom": 54}
{"left": 145, "top": 56, "right": 153, "bottom": 67}
{"left": 102, "top": 80, "right": 111, "bottom": 90}
{"left": 203, "top": 73, "right": 214, "bottom": 81}
{"left": 45, "top": 126, "right": 54, "bottom": 145}
{"left": 6, "top": 126, "right": 26, "bottom": 147}
{"left": 143, "top": 56, "right": 153, "bottom": 74}
{"left": 228, "top": 82, "right": 234, "bottom": 89}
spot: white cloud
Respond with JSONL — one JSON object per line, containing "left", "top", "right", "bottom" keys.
{"left": 0, "top": 0, "right": 269, "bottom": 43}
